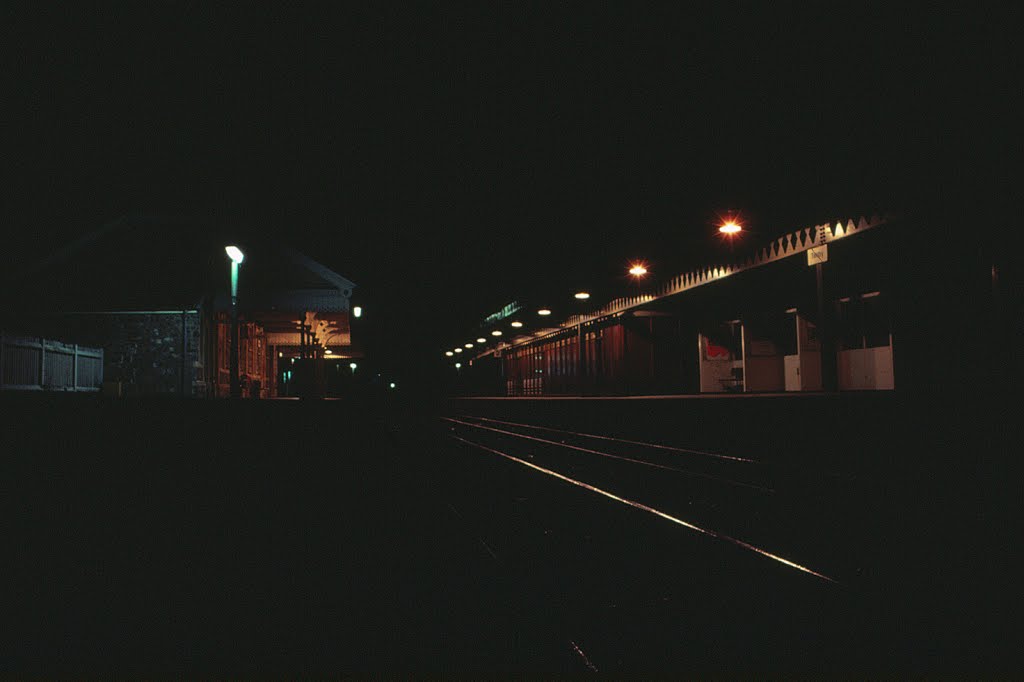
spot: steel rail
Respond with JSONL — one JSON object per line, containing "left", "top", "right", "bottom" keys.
{"left": 457, "top": 414, "right": 758, "bottom": 463}
{"left": 448, "top": 433, "right": 838, "bottom": 584}
{"left": 442, "top": 417, "right": 772, "bottom": 493}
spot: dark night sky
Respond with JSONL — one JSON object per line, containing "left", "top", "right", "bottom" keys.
{"left": 2, "top": 4, "right": 1016, "bottom": 379}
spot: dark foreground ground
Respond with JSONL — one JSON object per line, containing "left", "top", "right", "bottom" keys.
{"left": 1, "top": 391, "right": 1019, "bottom": 674}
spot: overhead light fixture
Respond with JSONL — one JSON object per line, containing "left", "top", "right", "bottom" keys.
{"left": 537, "top": 309, "right": 551, "bottom": 316}
{"left": 491, "top": 330, "right": 502, "bottom": 336}
{"left": 224, "top": 245, "right": 245, "bottom": 264}
{"left": 454, "top": 362, "right": 461, "bottom": 369}
{"left": 455, "top": 348, "right": 463, "bottom": 353}
{"left": 510, "top": 321, "right": 523, "bottom": 328}
{"left": 629, "top": 264, "right": 647, "bottom": 277}
{"left": 719, "top": 220, "right": 742, "bottom": 235}
{"left": 353, "top": 306, "right": 363, "bottom": 318}
{"left": 476, "top": 337, "right": 486, "bottom": 343}
{"left": 574, "top": 292, "right": 590, "bottom": 300}
{"left": 324, "top": 349, "right": 332, "bottom": 355}
{"left": 445, "top": 351, "right": 454, "bottom": 357}
{"left": 465, "top": 343, "right": 473, "bottom": 348}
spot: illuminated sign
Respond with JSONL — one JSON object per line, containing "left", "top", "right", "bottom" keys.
{"left": 484, "top": 302, "right": 521, "bottom": 324}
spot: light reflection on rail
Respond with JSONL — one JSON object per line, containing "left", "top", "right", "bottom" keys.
{"left": 442, "top": 417, "right": 772, "bottom": 493}
{"left": 447, "top": 433, "right": 838, "bottom": 584}
{"left": 457, "top": 415, "right": 758, "bottom": 463}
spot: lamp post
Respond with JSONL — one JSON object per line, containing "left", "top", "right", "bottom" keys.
{"left": 574, "top": 292, "right": 590, "bottom": 395}
{"left": 813, "top": 224, "right": 837, "bottom": 392}
{"left": 225, "top": 245, "right": 245, "bottom": 398}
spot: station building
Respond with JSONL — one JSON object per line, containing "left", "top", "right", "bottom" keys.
{"left": 450, "top": 213, "right": 1005, "bottom": 397}
{"left": 1, "top": 216, "right": 361, "bottom": 398}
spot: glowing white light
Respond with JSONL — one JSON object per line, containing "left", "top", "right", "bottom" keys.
{"left": 629, "top": 264, "right": 647, "bottom": 277}
{"left": 455, "top": 348, "right": 463, "bottom": 353}
{"left": 455, "top": 362, "right": 461, "bottom": 369}
{"left": 537, "top": 309, "right": 551, "bottom": 316}
{"left": 353, "top": 306, "right": 363, "bottom": 318}
{"left": 445, "top": 351, "right": 454, "bottom": 357}
{"left": 278, "top": 352, "right": 283, "bottom": 358}
{"left": 719, "top": 221, "right": 742, "bottom": 234}
{"left": 465, "top": 343, "right": 473, "bottom": 348}
{"left": 476, "top": 337, "right": 486, "bottom": 343}
{"left": 224, "top": 245, "right": 245, "bottom": 264}
{"left": 389, "top": 382, "right": 396, "bottom": 389}
{"left": 324, "top": 349, "right": 332, "bottom": 355}
{"left": 491, "top": 330, "right": 502, "bottom": 336}
{"left": 574, "top": 292, "right": 590, "bottom": 300}
{"left": 510, "top": 321, "right": 523, "bottom": 328}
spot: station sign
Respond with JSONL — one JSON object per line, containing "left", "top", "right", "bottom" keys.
{"left": 807, "top": 244, "right": 829, "bottom": 265}
{"left": 484, "top": 301, "right": 521, "bottom": 323}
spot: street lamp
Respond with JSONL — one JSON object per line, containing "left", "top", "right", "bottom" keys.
{"left": 573, "top": 292, "right": 589, "bottom": 394}
{"left": 629, "top": 263, "right": 648, "bottom": 277}
{"left": 812, "top": 224, "right": 837, "bottom": 392}
{"left": 225, "top": 245, "right": 245, "bottom": 398}
{"left": 719, "top": 220, "right": 742, "bottom": 235}
{"left": 349, "top": 361, "right": 357, "bottom": 374}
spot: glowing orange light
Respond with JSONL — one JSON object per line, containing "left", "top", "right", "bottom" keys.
{"left": 629, "top": 263, "right": 648, "bottom": 277}
{"left": 719, "top": 220, "right": 742, "bottom": 235}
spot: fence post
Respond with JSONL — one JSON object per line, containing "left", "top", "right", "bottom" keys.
{"left": 73, "top": 344, "right": 79, "bottom": 391}
{"left": 181, "top": 310, "right": 187, "bottom": 397}
{"left": 40, "top": 337, "right": 46, "bottom": 389}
